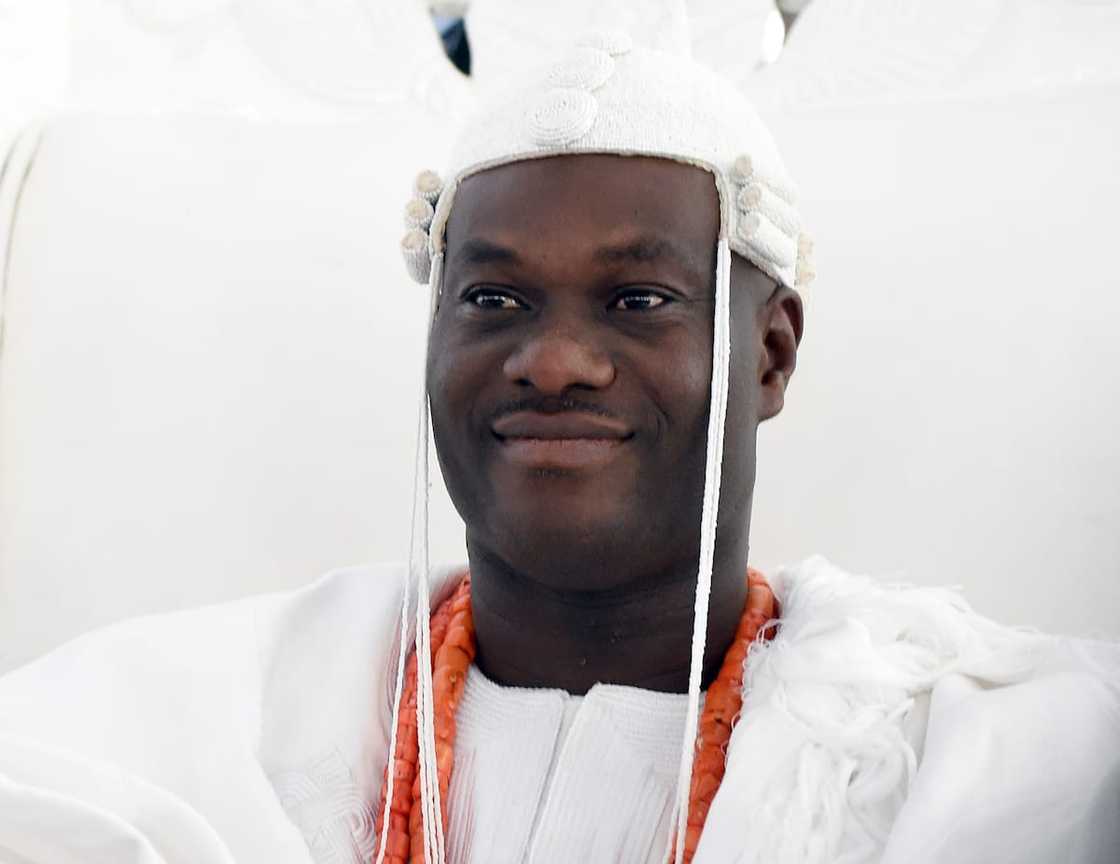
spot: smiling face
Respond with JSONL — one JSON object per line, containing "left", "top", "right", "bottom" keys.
{"left": 428, "top": 154, "right": 795, "bottom": 593}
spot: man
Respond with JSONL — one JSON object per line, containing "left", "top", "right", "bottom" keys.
{"left": 1, "top": 28, "right": 1117, "bottom": 864}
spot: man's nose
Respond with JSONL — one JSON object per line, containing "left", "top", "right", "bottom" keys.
{"left": 502, "top": 326, "right": 616, "bottom": 394}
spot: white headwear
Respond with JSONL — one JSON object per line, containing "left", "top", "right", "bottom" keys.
{"left": 382, "top": 28, "right": 814, "bottom": 864}
{"left": 403, "top": 29, "right": 812, "bottom": 290}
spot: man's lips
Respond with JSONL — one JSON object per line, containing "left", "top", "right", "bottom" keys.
{"left": 490, "top": 411, "right": 631, "bottom": 469}
{"left": 491, "top": 411, "right": 631, "bottom": 440}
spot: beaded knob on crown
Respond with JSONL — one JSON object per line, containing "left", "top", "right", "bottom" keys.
{"left": 400, "top": 170, "right": 444, "bottom": 284}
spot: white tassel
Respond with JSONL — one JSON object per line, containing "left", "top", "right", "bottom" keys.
{"left": 374, "top": 254, "right": 443, "bottom": 864}
{"left": 413, "top": 253, "right": 447, "bottom": 864}
{"left": 373, "top": 486, "right": 414, "bottom": 864}
{"left": 668, "top": 236, "right": 733, "bottom": 864}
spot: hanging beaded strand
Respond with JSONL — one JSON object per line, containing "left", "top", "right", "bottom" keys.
{"left": 372, "top": 569, "right": 777, "bottom": 864}
{"left": 373, "top": 576, "right": 475, "bottom": 864}
{"left": 678, "top": 568, "right": 777, "bottom": 862}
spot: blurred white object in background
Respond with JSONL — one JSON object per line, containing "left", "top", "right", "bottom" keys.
{"left": 0, "top": 112, "right": 467, "bottom": 672}
{"left": 683, "top": 0, "right": 780, "bottom": 79}
{"left": 754, "top": 82, "right": 1120, "bottom": 637}
{"left": 0, "top": 0, "right": 472, "bottom": 672}
{"left": 755, "top": 0, "right": 1120, "bottom": 107}
{"left": 0, "top": 0, "right": 69, "bottom": 144}
{"left": 65, "top": 0, "right": 468, "bottom": 117}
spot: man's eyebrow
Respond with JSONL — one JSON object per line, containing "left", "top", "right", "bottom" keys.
{"left": 453, "top": 234, "right": 702, "bottom": 276}
{"left": 453, "top": 238, "right": 522, "bottom": 266}
{"left": 594, "top": 237, "right": 696, "bottom": 272}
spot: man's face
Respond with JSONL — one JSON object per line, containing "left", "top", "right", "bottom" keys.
{"left": 428, "top": 154, "right": 774, "bottom": 591}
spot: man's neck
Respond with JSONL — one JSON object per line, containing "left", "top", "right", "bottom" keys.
{"left": 465, "top": 539, "right": 751, "bottom": 695}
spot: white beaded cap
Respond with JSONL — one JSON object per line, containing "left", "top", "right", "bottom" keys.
{"left": 575, "top": 29, "right": 634, "bottom": 57}
{"left": 548, "top": 47, "right": 616, "bottom": 91}
{"left": 399, "top": 30, "right": 812, "bottom": 293}
{"left": 528, "top": 87, "right": 600, "bottom": 147}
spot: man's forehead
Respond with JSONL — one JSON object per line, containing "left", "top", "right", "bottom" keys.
{"left": 445, "top": 154, "right": 720, "bottom": 274}
{"left": 453, "top": 152, "right": 718, "bottom": 210}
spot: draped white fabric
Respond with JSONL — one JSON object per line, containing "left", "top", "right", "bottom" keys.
{"left": 0, "top": 558, "right": 1116, "bottom": 863}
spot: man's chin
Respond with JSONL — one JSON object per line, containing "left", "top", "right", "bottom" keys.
{"left": 481, "top": 508, "right": 645, "bottom": 592}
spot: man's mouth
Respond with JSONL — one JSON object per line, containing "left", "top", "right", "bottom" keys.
{"left": 490, "top": 411, "right": 631, "bottom": 470}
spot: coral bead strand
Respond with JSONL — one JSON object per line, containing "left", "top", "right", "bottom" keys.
{"left": 681, "top": 568, "right": 777, "bottom": 863}
{"left": 373, "top": 574, "right": 473, "bottom": 864}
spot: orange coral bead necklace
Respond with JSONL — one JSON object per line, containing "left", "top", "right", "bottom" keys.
{"left": 373, "top": 568, "right": 778, "bottom": 864}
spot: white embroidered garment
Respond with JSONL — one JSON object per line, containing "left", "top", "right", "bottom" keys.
{"left": 0, "top": 558, "right": 1116, "bottom": 863}
{"left": 447, "top": 665, "right": 690, "bottom": 863}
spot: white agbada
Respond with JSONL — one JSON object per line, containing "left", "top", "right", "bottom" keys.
{"left": 0, "top": 556, "right": 1116, "bottom": 864}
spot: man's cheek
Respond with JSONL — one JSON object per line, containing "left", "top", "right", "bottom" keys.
{"left": 674, "top": 363, "right": 718, "bottom": 426}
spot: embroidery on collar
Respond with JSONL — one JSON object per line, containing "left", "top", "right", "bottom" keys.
{"left": 271, "top": 748, "right": 377, "bottom": 864}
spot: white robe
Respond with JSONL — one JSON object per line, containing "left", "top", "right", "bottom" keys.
{"left": 447, "top": 664, "right": 694, "bottom": 862}
{"left": 0, "top": 557, "right": 1116, "bottom": 864}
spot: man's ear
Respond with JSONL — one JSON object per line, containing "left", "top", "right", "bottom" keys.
{"left": 758, "top": 286, "right": 804, "bottom": 422}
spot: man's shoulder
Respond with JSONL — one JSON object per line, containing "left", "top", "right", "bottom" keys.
{"left": 706, "top": 555, "right": 1119, "bottom": 863}
{"left": 0, "top": 561, "right": 473, "bottom": 750}
{"left": 770, "top": 553, "right": 1117, "bottom": 681}
{"left": 0, "top": 561, "right": 465, "bottom": 862}
{"left": 0, "top": 560, "right": 473, "bottom": 682}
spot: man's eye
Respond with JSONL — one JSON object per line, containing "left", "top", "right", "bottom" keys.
{"left": 612, "top": 290, "right": 668, "bottom": 311}
{"left": 467, "top": 289, "right": 523, "bottom": 310}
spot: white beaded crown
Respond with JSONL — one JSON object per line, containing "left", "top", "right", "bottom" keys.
{"left": 400, "top": 29, "right": 814, "bottom": 292}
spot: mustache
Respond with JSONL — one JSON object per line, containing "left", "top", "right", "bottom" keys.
{"left": 490, "top": 396, "right": 621, "bottom": 422}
